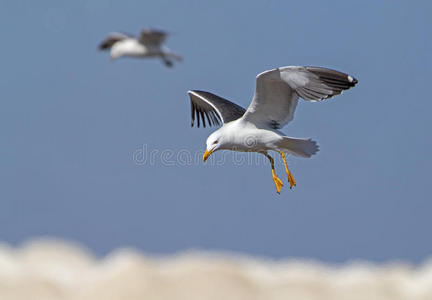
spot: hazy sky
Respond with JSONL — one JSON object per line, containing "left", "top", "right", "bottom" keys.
{"left": 1, "top": 0, "right": 431, "bottom": 263}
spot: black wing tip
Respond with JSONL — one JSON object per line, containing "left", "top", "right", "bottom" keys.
{"left": 187, "top": 89, "right": 246, "bottom": 128}
{"left": 349, "top": 76, "right": 359, "bottom": 86}
{"left": 306, "top": 66, "right": 358, "bottom": 86}
{"left": 98, "top": 34, "right": 125, "bottom": 51}
{"left": 98, "top": 44, "right": 108, "bottom": 51}
{"left": 98, "top": 40, "right": 111, "bottom": 50}
{"left": 188, "top": 90, "right": 221, "bottom": 128}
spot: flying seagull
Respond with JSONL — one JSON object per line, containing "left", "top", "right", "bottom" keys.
{"left": 188, "top": 66, "right": 358, "bottom": 194}
{"left": 99, "top": 29, "right": 182, "bottom": 67}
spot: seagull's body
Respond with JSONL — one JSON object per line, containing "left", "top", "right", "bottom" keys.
{"left": 205, "top": 120, "right": 303, "bottom": 154}
{"left": 188, "top": 66, "right": 358, "bottom": 193}
{"left": 99, "top": 29, "right": 182, "bottom": 67}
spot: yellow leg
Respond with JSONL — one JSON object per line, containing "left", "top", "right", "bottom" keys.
{"left": 262, "top": 152, "right": 283, "bottom": 194}
{"left": 279, "top": 151, "right": 296, "bottom": 189}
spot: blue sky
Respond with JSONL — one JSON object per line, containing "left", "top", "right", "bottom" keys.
{"left": 1, "top": 0, "right": 431, "bottom": 263}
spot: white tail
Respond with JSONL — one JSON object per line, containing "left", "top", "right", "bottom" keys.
{"left": 277, "top": 137, "right": 319, "bottom": 158}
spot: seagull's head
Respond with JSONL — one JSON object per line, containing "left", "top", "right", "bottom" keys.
{"left": 203, "top": 130, "right": 224, "bottom": 162}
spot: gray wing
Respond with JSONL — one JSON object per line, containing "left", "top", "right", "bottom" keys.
{"left": 138, "top": 29, "right": 167, "bottom": 46}
{"left": 242, "top": 66, "right": 358, "bottom": 129}
{"left": 188, "top": 90, "right": 246, "bottom": 128}
{"left": 98, "top": 32, "right": 132, "bottom": 50}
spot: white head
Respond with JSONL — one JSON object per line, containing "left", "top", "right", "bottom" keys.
{"left": 202, "top": 129, "right": 226, "bottom": 162}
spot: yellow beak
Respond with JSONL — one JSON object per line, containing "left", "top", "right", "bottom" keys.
{"left": 202, "top": 149, "right": 213, "bottom": 162}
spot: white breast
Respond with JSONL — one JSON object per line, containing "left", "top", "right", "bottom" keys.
{"left": 221, "top": 119, "right": 282, "bottom": 152}
{"left": 111, "top": 39, "right": 148, "bottom": 57}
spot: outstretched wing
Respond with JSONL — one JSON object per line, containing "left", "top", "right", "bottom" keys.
{"left": 243, "top": 66, "right": 358, "bottom": 129}
{"left": 188, "top": 90, "right": 246, "bottom": 128}
{"left": 98, "top": 32, "right": 132, "bottom": 50}
{"left": 138, "top": 29, "right": 167, "bottom": 46}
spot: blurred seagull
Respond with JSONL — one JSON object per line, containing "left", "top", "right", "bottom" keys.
{"left": 99, "top": 29, "right": 182, "bottom": 67}
{"left": 188, "top": 66, "right": 358, "bottom": 194}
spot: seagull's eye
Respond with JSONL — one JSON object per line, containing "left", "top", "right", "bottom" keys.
{"left": 213, "top": 140, "right": 219, "bottom": 145}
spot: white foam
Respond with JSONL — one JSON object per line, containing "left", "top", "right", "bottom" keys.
{"left": 0, "top": 239, "right": 431, "bottom": 300}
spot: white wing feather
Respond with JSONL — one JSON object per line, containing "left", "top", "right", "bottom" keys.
{"left": 242, "top": 66, "right": 358, "bottom": 129}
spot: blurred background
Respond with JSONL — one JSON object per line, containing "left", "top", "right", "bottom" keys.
{"left": 1, "top": 1, "right": 431, "bottom": 299}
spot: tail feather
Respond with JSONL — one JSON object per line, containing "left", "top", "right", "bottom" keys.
{"left": 277, "top": 137, "right": 319, "bottom": 158}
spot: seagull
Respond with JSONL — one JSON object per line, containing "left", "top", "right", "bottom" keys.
{"left": 188, "top": 66, "right": 358, "bottom": 194}
{"left": 98, "top": 29, "right": 182, "bottom": 67}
